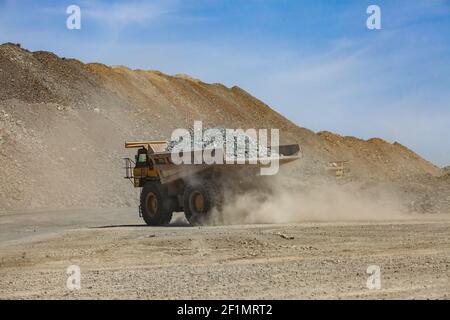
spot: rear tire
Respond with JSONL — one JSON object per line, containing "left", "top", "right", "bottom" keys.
{"left": 183, "top": 180, "right": 222, "bottom": 226}
{"left": 140, "top": 182, "right": 173, "bottom": 226}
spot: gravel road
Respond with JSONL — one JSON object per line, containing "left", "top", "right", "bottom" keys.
{"left": 0, "top": 209, "right": 449, "bottom": 299}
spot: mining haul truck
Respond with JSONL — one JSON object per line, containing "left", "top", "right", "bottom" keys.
{"left": 124, "top": 140, "right": 300, "bottom": 226}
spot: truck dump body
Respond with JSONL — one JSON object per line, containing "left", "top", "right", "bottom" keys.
{"left": 125, "top": 141, "right": 300, "bottom": 184}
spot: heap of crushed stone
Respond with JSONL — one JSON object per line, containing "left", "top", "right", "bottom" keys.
{"left": 166, "top": 127, "right": 278, "bottom": 158}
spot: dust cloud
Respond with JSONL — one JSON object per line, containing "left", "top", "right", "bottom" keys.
{"left": 214, "top": 176, "right": 408, "bottom": 225}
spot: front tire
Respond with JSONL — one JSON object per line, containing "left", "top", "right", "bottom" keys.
{"left": 140, "top": 182, "right": 173, "bottom": 226}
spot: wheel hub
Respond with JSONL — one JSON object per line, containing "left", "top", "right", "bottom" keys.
{"left": 192, "top": 191, "right": 205, "bottom": 213}
{"left": 147, "top": 192, "right": 158, "bottom": 215}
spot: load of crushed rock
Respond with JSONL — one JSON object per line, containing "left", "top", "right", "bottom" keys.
{"left": 166, "top": 127, "right": 278, "bottom": 158}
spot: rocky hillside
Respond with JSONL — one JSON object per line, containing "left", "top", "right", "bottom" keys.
{"left": 0, "top": 43, "right": 444, "bottom": 211}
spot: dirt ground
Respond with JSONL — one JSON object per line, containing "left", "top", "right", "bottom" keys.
{"left": 0, "top": 208, "right": 449, "bottom": 300}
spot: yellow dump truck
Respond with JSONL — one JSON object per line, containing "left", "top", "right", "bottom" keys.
{"left": 124, "top": 140, "right": 300, "bottom": 226}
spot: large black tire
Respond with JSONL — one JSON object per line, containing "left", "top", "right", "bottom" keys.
{"left": 140, "top": 182, "right": 173, "bottom": 226}
{"left": 183, "top": 179, "right": 222, "bottom": 226}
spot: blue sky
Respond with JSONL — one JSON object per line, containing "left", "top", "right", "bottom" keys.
{"left": 1, "top": 0, "right": 449, "bottom": 166}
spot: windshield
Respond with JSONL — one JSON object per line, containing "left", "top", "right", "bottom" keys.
{"left": 138, "top": 153, "right": 147, "bottom": 163}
